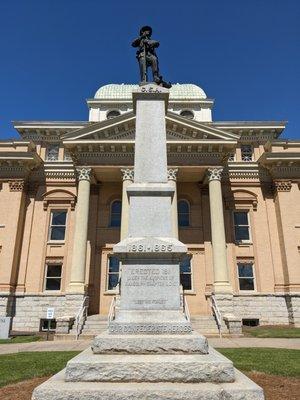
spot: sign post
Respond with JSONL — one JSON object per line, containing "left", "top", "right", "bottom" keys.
{"left": 46, "top": 308, "right": 55, "bottom": 341}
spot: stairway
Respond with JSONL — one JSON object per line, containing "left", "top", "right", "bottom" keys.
{"left": 190, "top": 315, "right": 229, "bottom": 336}
{"left": 68, "top": 314, "right": 108, "bottom": 339}
{"left": 67, "top": 314, "right": 228, "bottom": 339}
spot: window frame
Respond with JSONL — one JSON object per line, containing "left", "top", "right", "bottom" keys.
{"left": 178, "top": 199, "right": 190, "bottom": 227}
{"left": 109, "top": 199, "right": 122, "bottom": 228}
{"left": 106, "top": 255, "right": 120, "bottom": 292}
{"left": 106, "top": 109, "right": 121, "bottom": 119}
{"left": 233, "top": 210, "right": 252, "bottom": 244}
{"left": 46, "top": 143, "right": 60, "bottom": 162}
{"left": 241, "top": 144, "right": 254, "bottom": 162}
{"left": 179, "top": 109, "right": 194, "bottom": 120}
{"left": 48, "top": 209, "right": 68, "bottom": 243}
{"left": 44, "top": 262, "right": 63, "bottom": 292}
{"left": 237, "top": 261, "right": 256, "bottom": 292}
{"left": 180, "top": 255, "right": 193, "bottom": 292}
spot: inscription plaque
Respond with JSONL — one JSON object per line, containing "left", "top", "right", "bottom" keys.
{"left": 120, "top": 263, "right": 180, "bottom": 310}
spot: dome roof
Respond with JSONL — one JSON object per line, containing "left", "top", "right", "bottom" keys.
{"left": 94, "top": 83, "right": 207, "bottom": 100}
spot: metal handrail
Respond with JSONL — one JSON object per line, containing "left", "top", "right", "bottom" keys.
{"left": 183, "top": 294, "right": 190, "bottom": 322}
{"left": 75, "top": 296, "right": 89, "bottom": 340}
{"left": 211, "top": 294, "right": 222, "bottom": 338}
{"left": 108, "top": 296, "right": 116, "bottom": 326}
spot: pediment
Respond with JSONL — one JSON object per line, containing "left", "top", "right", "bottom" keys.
{"left": 62, "top": 110, "right": 239, "bottom": 143}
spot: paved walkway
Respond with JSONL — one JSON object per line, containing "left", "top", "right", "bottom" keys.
{"left": 0, "top": 337, "right": 299, "bottom": 355}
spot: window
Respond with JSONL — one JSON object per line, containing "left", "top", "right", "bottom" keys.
{"left": 242, "top": 319, "right": 259, "bottom": 327}
{"left": 110, "top": 200, "right": 122, "bottom": 227}
{"left": 107, "top": 256, "right": 120, "bottom": 290}
{"left": 238, "top": 262, "right": 255, "bottom": 291}
{"left": 46, "top": 144, "right": 59, "bottom": 161}
{"left": 107, "top": 110, "right": 121, "bottom": 119}
{"left": 49, "top": 210, "right": 67, "bottom": 241}
{"left": 64, "top": 148, "right": 72, "bottom": 161}
{"left": 241, "top": 145, "right": 253, "bottom": 162}
{"left": 180, "top": 256, "right": 192, "bottom": 290}
{"left": 45, "top": 264, "right": 62, "bottom": 291}
{"left": 180, "top": 110, "right": 194, "bottom": 120}
{"left": 40, "top": 319, "right": 56, "bottom": 331}
{"left": 178, "top": 200, "right": 190, "bottom": 227}
{"left": 228, "top": 153, "right": 235, "bottom": 162}
{"left": 233, "top": 211, "right": 250, "bottom": 242}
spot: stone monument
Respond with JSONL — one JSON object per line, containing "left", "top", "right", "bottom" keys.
{"left": 32, "top": 83, "right": 264, "bottom": 400}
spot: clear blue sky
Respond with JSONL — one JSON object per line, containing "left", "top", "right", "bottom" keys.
{"left": 0, "top": 0, "right": 299, "bottom": 139}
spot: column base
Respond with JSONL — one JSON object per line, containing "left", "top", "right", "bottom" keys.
{"left": 213, "top": 282, "right": 233, "bottom": 294}
{"left": 66, "top": 283, "right": 87, "bottom": 295}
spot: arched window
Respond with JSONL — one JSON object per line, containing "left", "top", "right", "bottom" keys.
{"left": 178, "top": 200, "right": 190, "bottom": 227}
{"left": 180, "top": 110, "right": 194, "bottom": 120}
{"left": 107, "top": 110, "right": 121, "bottom": 119}
{"left": 110, "top": 200, "right": 122, "bottom": 227}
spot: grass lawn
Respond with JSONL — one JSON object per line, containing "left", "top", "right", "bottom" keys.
{"left": 218, "top": 348, "right": 300, "bottom": 377}
{"left": 0, "top": 349, "right": 299, "bottom": 388}
{"left": 0, "top": 351, "right": 79, "bottom": 387}
{"left": 243, "top": 325, "right": 300, "bottom": 338}
{"left": 0, "top": 336, "right": 42, "bottom": 345}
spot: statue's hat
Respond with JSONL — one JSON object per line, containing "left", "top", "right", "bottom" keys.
{"left": 140, "top": 25, "right": 152, "bottom": 35}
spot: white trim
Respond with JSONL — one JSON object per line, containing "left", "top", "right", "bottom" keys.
{"left": 237, "top": 261, "right": 256, "bottom": 292}
{"left": 232, "top": 210, "right": 252, "bottom": 244}
{"left": 43, "top": 262, "right": 63, "bottom": 292}
{"left": 48, "top": 209, "right": 68, "bottom": 242}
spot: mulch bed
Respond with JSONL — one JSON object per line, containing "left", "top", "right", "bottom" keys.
{"left": 247, "top": 372, "right": 300, "bottom": 400}
{"left": 0, "top": 373, "right": 299, "bottom": 400}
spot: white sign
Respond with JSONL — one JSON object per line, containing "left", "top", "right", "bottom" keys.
{"left": 46, "top": 308, "right": 55, "bottom": 319}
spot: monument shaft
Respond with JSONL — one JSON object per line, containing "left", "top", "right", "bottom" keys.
{"left": 112, "top": 84, "right": 189, "bottom": 334}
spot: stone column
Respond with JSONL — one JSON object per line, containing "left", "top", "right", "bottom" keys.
{"left": 168, "top": 168, "right": 179, "bottom": 239}
{"left": 120, "top": 169, "right": 134, "bottom": 240}
{"left": 68, "top": 167, "right": 92, "bottom": 294}
{"left": 207, "top": 167, "right": 232, "bottom": 294}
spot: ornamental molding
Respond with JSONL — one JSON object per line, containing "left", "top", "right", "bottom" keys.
{"left": 9, "top": 179, "right": 25, "bottom": 192}
{"left": 76, "top": 167, "right": 92, "bottom": 182}
{"left": 206, "top": 167, "right": 224, "bottom": 182}
{"left": 121, "top": 168, "right": 134, "bottom": 181}
{"left": 42, "top": 189, "right": 76, "bottom": 210}
{"left": 274, "top": 180, "right": 292, "bottom": 192}
{"left": 167, "top": 168, "right": 178, "bottom": 181}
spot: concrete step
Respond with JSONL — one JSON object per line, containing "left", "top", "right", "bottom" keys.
{"left": 32, "top": 367, "right": 264, "bottom": 400}
{"left": 65, "top": 347, "right": 235, "bottom": 383}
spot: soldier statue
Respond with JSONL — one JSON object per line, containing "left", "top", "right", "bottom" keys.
{"left": 132, "top": 26, "right": 172, "bottom": 88}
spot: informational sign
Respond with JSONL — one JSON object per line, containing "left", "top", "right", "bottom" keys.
{"left": 46, "top": 308, "right": 55, "bottom": 320}
{"left": 0, "top": 317, "right": 11, "bottom": 339}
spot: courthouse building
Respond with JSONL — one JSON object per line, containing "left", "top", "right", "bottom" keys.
{"left": 0, "top": 83, "right": 299, "bottom": 335}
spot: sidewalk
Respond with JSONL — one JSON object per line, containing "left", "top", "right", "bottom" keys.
{"left": 0, "top": 337, "right": 299, "bottom": 355}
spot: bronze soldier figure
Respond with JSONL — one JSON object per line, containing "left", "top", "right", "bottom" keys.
{"left": 132, "top": 26, "right": 171, "bottom": 88}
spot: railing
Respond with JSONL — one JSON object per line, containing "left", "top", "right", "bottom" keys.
{"left": 211, "top": 294, "right": 222, "bottom": 338}
{"left": 183, "top": 294, "right": 190, "bottom": 322}
{"left": 108, "top": 296, "right": 116, "bottom": 327}
{"left": 74, "top": 296, "right": 89, "bottom": 340}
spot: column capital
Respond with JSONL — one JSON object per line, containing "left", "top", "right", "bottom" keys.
{"left": 76, "top": 167, "right": 92, "bottom": 182}
{"left": 167, "top": 168, "right": 178, "bottom": 181}
{"left": 207, "top": 167, "right": 224, "bottom": 182}
{"left": 121, "top": 168, "right": 134, "bottom": 181}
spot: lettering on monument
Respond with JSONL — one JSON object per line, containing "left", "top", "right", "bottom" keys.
{"left": 128, "top": 244, "right": 173, "bottom": 252}
{"left": 109, "top": 323, "right": 192, "bottom": 334}
{"left": 141, "top": 85, "right": 163, "bottom": 93}
{"left": 124, "top": 267, "right": 177, "bottom": 287}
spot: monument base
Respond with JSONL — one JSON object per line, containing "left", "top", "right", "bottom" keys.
{"left": 33, "top": 361, "right": 263, "bottom": 400}
{"left": 92, "top": 331, "right": 208, "bottom": 354}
